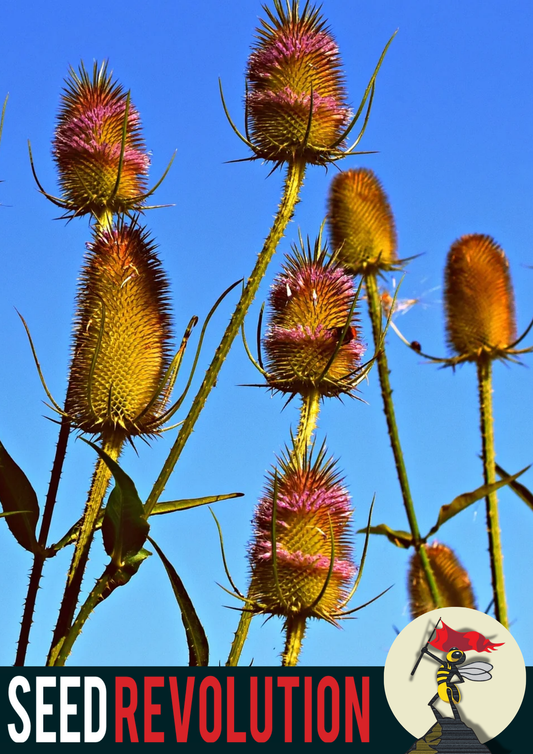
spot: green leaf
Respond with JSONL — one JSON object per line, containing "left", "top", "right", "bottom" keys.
{"left": 152, "top": 492, "right": 243, "bottom": 516}
{"left": 425, "top": 466, "right": 530, "bottom": 539}
{"left": 357, "top": 523, "right": 413, "bottom": 549}
{"left": 83, "top": 440, "right": 149, "bottom": 566}
{"left": 0, "top": 442, "right": 40, "bottom": 553}
{"left": 97, "top": 550, "right": 151, "bottom": 603}
{"left": 495, "top": 463, "right": 533, "bottom": 512}
{"left": 148, "top": 536, "right": 209, "bottom": 667}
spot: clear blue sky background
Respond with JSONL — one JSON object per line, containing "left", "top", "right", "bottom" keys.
{"left": 0, "top": 1, "right": 532, "bottom": 667}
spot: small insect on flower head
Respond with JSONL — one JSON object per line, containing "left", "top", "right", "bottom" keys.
{"left": 248, "top": 444, "right": 356, "bottom": 623}
{"left": 246, "top": 0, "right": 351, "bottom": 165}
{"left": 327, "top": 167, "right": 398, "bottom": 276}
{"left": 66, "top": 220, "right": 174, "bottom": 440}
{"left": 408, "top": 542, "right": 476, "bottom": 619}
{"left": 52, "top": 61, "right": 149, "bottom": 218}
{"left": 263, "top": 234, "right": 365, "bottom": 397}
{"left": 444, "top": 234, "right": 517, "bottom": 362}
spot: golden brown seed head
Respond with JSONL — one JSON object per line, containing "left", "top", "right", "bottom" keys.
{"left": 408, "top": 542, "right": 476, "bottom": 619}
{"left": 67, "top": 222, "right": 173, "bottom": 437}
{"left": 444, "top": 234, "right": 517, "bottom": 360}
{"left": 328, "top": 168, "right": 397, "bottom": 275}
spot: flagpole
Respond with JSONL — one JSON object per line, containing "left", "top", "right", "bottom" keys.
{"left": 411, "top": 617, "right": 441, "bottom": 676}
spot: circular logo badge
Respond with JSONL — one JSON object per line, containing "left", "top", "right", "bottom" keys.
{"left": 384, "top": 607, "right": 526, "bottom": 745}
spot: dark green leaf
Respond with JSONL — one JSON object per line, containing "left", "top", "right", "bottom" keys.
{"left": 83, "top": 440, "right": 149, "bottom": 565}
{"left": 97, "top": 550, "right": 151, "bottom": 604}
{"left": 357, "top": 523, "right": 413, "bottom": 549}
{"left": 0, "top": 442, "right": 40, "bottom": 553}
{"left": 425, "top": 466, "right": 530, "bottom": 539}
{"left": 148, "top": 536, "right": 209, "bottom": 667}
{"left": 495, "top": 463, "right": 533, "bottom": 512}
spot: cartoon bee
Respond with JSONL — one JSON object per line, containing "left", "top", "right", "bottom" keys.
{"left": 420, "top": 645, "right": 493, "bottom": 710}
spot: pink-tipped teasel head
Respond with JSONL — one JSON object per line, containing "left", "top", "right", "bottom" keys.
{"left": 53, "top": 61, "right": 149, "bottom": 218}
{"left": 246, "top": 0, "right": 350, "bottom": 165}
{"left": 263, "top": 234, "right": 364, "bottom": 397}
{"left": 248, "top": 443, "right": 356, "bottom": 623}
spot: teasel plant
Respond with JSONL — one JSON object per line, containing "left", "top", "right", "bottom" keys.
{"left": 327, "top": 167, "right": 448, "bottom": 611}
{"left": 224, "top": 232, "right": 387, "bottom": 665}
{"left": 387, "top": 234, "right": 532, "bottom": 627}
{"left": 141, "top": 0, "right": 396, "bottom": 526}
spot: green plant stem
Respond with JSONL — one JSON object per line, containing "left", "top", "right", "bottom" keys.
{"left": 365, "top": 273, "right": 442, "bottom": 608}
{"left": 53, "top": 566, "right": 115, "bottom": 667}
{"left": 281, "top": 615, "right": 307, "bottom": 666}
{"left": 293, "top": 388, "right": 320, "bottom": 462}
{"left": 477, "top": 357, "right": 508, "bottom": 627}
{"left": 14, "top": 416, "right": 71, "bottom": 666}
{"left": 47, "top": 430, "right": 125, "bottom": 665}
{"left": 145, "top": 158, "right": 306, "bottom": 518}
{"left": 226, "top": 389, "right": 320, "bottom": 666}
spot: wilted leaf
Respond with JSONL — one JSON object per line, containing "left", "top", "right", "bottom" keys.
{"left": 495, "top": 463, "right": 533, "bottom": 512}
{"left": 357, "top": 523, "right": 413, "bottom": 549}
{"left": 148, "top": 536, "right": 209, "bottom": 667}
{"left": 425, "top": 466, "right": 529, "bottom": 538}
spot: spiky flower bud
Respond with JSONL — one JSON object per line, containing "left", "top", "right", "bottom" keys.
{"left": 246, "top": 0, "right": 350, "bottom": 165}
{"left": 66, "top": 222, "right": 173, "bottom": 438}
{"left": 53, "top": 61, "right": 149, "bottom": 217}
{"left": 327, "top": 168, "right": 398, "bottom": 275}
{"left": 444, "top": 234, "right": 517, "bottom": 361}
{"left": 264, "top": 238, "right": 364, "bottom": 397}
{"left": 408, "top": 542, "right": 476, "bottom": 619}
{"left": 249, "top": 446, "right": 355, "bottom": 622}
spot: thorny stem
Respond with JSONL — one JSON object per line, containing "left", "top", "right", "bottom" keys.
{"left": 53, "top": 567, "right": 115, "bottom": 667}
{"left": 223, "top": 160, "right": 307, "bottom": 667}
{"left": 281, "top": 615, "right": 307, "bottom": 666}
{"left": 47, "top": 430, "right": 125, "bottom": 665}
{"left": 477, "top": 357, "right": 508, "bottom": 627}
{"left": 145, "top": 158, "right": 306, "bottom": 517}
{"left": 365, "top": 273, "right": 442, "bottom": 608}
{"left": 293, "top": 388, "right": 321, "bottom": 463}
{"left": 14, "top": 416, "right": 71, "bottom": 666}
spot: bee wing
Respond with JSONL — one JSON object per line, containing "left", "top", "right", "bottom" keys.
{"left": 460, "top": 662, "right": 493, "bottom": 681}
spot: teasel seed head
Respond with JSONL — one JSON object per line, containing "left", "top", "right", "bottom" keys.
{"left": 444, "top": 234, "right": 517, "bottom": 361}
{"left": 53, "top": 61, "right": 149, "bottom": 218}
{"left": 249, "top": 444, "right": 356, "bottom": 623}
{"left": 263, "top": 235, "right": 364, "bottom": 397}
{"left": 327, "top": 168, "right": 398, "bottom": 275}
{"left": 246, "top": 0, "right": 350, "bottom": 165}
{"left": 408, "top": 542, "right": 476, "bottom": 619}
{"left": 66, "top": 221, "right": 173, "bottom": 438}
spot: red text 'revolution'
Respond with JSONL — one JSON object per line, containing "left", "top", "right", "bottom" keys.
{"left": 116, "top": 675, "right": 370, "bottom": 744}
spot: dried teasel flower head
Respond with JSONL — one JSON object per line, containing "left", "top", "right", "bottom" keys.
{"left": 408, "top": 542, "right": 476, "bottom": 619}
{"left": 52, "top": 61, "right": 149, "bottom": 218}
{"left": 327, "top": 167, "right": 398, "bottom": 275}
{"left": 263, "top": 234, "right": 364, "bottom": 397}
{"left": 248, "top": 444, "right": 356, "bottom": 623}
{"left": 245, "top": 0, "right": 351, "bottom": 165}
{"left": 66, "top": 221, "right": 174, "bottom": 439}
{"left": 444, "top": 234, "right": 517, "bottom": 361}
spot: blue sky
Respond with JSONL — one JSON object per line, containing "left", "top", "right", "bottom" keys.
{"left": 1, "top": 1, "right": 532, "bottom": 667}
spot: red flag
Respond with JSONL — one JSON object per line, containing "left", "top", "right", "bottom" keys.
{"left": 429, "top": 621, "right": 504, "bottom": 653}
